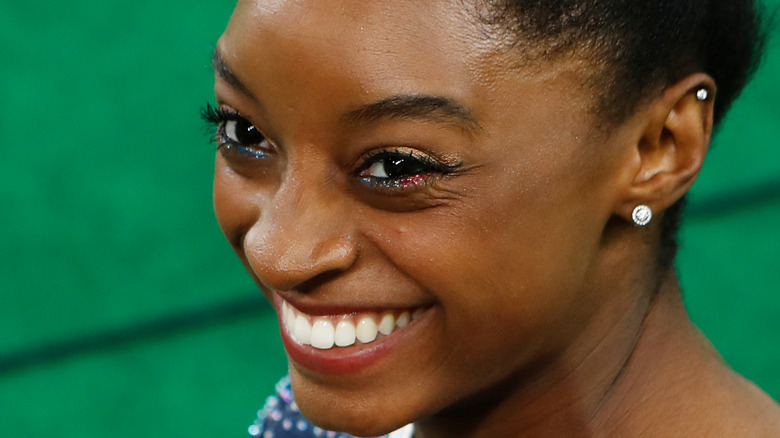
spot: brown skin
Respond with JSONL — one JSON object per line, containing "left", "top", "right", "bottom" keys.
{"left": 211, "top": 0, "right": 780, "bottom": 436}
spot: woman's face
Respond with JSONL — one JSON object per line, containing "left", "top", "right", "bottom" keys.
{"left": 213, "top": 0, "right": 636, "bottom": 434}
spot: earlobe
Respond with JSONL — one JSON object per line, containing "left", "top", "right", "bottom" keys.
{"left": 617, "top": 73, "right": 716, "bottom": 224}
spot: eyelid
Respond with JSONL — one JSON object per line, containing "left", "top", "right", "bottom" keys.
{"left": 201, "top": 102, "right": 241, "bottom": 126}
{"left": 354, "top": 146, "right": 463, "bottom": 192}
{"left": 201, "top": 102, "right": 275, "bottom": 162}
{"left": 201, "top": 103, "right": 264, "bottom": 138}
{"left": 355, "top": 147, "right": 462, "bottom": 174}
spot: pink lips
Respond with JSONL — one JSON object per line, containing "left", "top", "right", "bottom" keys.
{"left": 280, "top": 328, "right": 396, "bottom": 375}
{"left": 274, "top": 295, "right": 431, "bottom": 376}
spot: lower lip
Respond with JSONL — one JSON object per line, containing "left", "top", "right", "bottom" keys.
{"left": 276, "top": 307, "right": 430, "bottom": 376}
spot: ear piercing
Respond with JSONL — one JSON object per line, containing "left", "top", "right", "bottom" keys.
{"left": 696, "top": 88, "right": 709, "bottom": 101}
{"left": 632, "top": 205, "right": 653, "bottom": 226}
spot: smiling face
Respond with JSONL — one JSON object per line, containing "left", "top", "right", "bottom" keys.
{"left": 211, "top": 0, "right": 641, "bottom": 435}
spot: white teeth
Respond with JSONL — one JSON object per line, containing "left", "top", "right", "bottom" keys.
{"left": 396, "top": 311, "right": 410, "bottom": 328}
{"left": 280, "top": 299, "right": 423, "bottom": 350}
{"left": 283, "top": 301, "right": 295, "bottom": 334}
{"left": 293, "top": 314, "right": 312, "bottom": 345}
{"left": 310, "top": 319, "right": 335, "bottom": 350}
{"left": 378, "top": 313, "right": 395, "bottom": 335}
{"left": 334, "top": 320, "right": 357, "bottom": 347}
{"left": 356, "top": 316, "right": 378, "bottom": 343}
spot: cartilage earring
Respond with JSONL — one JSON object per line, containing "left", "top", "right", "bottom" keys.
{"left": 696, "top": 88, "right": 709, "bottom": 101}
{"left": 632, "top": 205, "right": 652, "bottom": 226}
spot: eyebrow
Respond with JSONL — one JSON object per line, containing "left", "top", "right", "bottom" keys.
{"left": 212, "top": 48, "right": 481, "bottom": 134}
{"left": 212, "top": 48, "right": 257, "bottom": 100}
{"left": 343, "top": 95, "right": 482, "bottom": 134}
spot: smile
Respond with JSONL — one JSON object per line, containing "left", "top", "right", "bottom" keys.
{"left": 280, "top": 298, "right": 424, "bottom": 350}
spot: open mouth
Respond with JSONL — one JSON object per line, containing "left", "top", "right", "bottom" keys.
{"left": 280, "top": 298, "right": 426, "bottom": 350}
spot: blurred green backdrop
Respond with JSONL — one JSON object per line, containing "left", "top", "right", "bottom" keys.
{"left": 0, "top": 1, "right": 778, "bottom": 437}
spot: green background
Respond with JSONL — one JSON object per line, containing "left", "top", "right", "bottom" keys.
{"left": 1, "top": 1, "right": 778, "bottom": 436}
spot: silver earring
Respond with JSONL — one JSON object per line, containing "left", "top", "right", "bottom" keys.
{"left": 696, "top": 88, "right": 709, "bottom": 101}
{"left": 632, "top": 205, "right": 652, "bottom": 226}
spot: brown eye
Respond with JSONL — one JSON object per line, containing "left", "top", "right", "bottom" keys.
{"left": 223, "top": 117, "right": 265, "bottom": 146}
{"left": 200, "top": 103, "right": 270, "bottom": 153}
{"left": 356, "top": 149, "right": 462, "bottom": 190}
{"left": 364, "top": 155, "right": 431, "bottom": 179}
{"left": 217, "top": 115, "right": 273, "bottom": 160}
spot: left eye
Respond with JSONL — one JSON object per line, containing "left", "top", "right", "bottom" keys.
{"left": 356, "top": 150, "right": 461, "bottom": 189}
{"left": 364, "top": 154, "right": 432, "bottom": 179}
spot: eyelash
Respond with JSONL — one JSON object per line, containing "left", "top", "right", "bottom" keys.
{"left": 354, "top": 149, "right": 462, "bottom": 190}
{"left": 200, "top": 102, "right": 463, "bottom": 190}
{"left": 200, "top": 102, "right": 270, "bottom": 159}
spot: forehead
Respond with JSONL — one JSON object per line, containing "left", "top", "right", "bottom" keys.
{"left": 219, "top": 0, "right": 598, "bottom": 140}
{"left": 221, "top": 0, "right": 500, "bottom": 97}
{"left": 228, "top": 0, "right": 481, "bottom": 45}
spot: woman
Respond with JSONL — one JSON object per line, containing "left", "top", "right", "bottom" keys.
{"left": 204, "top": 0, "right": 780, "bottom": 436}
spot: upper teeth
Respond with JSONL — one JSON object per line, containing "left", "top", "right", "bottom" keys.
{"left": 281, "top": 299, "right": 418, "bottom": 350}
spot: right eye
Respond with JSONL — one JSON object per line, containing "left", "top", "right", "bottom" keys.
{"left": 223, "top": 117, "right": 264, "bottom": 146}
{"left": 201, "top": 103, "right": 272, "bottom": 160}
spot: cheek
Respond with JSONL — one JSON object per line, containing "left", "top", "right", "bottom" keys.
{"left": 367, "top": 168, "right": 607, "bottom": 366}
{"left": 213, "top": 161, "right": 262, "bottom": 251}
{"left": 377, "top": 170, "right": 601, "bottom": 293}
{"left": 387, "top": 206, "right": 596, "bottom": 312}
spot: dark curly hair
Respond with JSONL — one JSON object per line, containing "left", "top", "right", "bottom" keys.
{"left": 478, "top": 0, "right": 770, "bottom": 267}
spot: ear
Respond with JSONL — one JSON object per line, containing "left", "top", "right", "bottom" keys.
{"left": 617, "top": 73, "right": 716, "bottom": 224}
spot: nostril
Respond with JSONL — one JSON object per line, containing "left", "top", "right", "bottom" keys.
{"left": 310, "top": 235, "right": 357, "bottom": 269}
{"left": 229, "top": 225, "right": 250, "bottom": 255}
{"left": 292, "top": 236, "right": 357, "bottom": 293}
{"left": 243, "top": 229, "right": 357, "bottom": 293}
{"left": 295, "top": 270, "right": 344, "bottom": 295}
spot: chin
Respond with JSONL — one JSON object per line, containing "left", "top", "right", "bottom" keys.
{"left": 298, "top": 399, "right": 406, "bottom": 437}
{"left": 290, "top": 372, "right": 414, "bottom": 437}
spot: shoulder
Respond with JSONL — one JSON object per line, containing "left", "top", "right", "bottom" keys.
{"left": 247, "top": 376, "right": 414, "bottom": 438}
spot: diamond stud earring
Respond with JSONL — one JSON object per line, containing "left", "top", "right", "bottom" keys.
{"left": 632, "top": 205, "right": 653, "bottom": 226}
{"left": 696, "top": 88, "right": 709, "bottom": 101}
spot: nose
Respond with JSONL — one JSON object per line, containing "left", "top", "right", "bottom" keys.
{"left": 243, "top": 179, "right": 358, "bottom": 293}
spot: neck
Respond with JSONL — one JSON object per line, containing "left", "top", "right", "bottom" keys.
{"left": 414, "top": 269, "right": 758, "bottom": 438}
